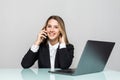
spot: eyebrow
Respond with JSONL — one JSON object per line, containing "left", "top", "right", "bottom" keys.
{"left": 47, "top": 24, "right": 59, "bottom": 26}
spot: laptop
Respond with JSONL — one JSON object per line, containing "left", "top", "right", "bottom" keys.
{"left": 49, "top": 40, "right": 115, "bottom": 76}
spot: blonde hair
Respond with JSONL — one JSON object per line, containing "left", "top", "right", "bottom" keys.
{"left": 43, "top": 15, "right": 69, "bottom": 44}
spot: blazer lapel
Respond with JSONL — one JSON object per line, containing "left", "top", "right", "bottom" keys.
{"left": 44, "top": 44, "right": 51, "bottom": 67}
{"left": 54, "top": 45, "right": 60, "bottom": 68}
{"left": 43, "top": 44, "right": 51, "bottom": 67}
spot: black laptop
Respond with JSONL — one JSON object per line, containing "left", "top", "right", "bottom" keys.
{"left": 49, "top": 40, "right": 115, "bottom": 76}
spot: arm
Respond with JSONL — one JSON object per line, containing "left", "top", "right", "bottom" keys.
{"left": 58, "top": 44, "right": 74, "bottom": 69}
{"left": 21, "top": 29, "right": 47, "bottom": 68}
{"left": 21, "top": 49, "right": 39, "bottom": 68}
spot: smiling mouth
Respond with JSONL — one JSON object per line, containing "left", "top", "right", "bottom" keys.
{"left": 48, "top": 33, "right": 55, "bottom": 36}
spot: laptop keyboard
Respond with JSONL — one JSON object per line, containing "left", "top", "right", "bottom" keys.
{"left": 56, "top": 69, "right": 75, "bottom": 73}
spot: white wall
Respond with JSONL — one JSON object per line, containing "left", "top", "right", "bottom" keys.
{"left": 0, "top": 0, "right": 120, "bottom": 70}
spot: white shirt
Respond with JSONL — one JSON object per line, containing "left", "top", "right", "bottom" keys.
{"left": 30, "top": 42, "right": 66, "bottom": 71}
{"left": 48, "top": 41, "right": 59, "bottom": 71}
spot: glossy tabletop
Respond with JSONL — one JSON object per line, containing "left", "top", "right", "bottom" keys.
{"left": 0, "top": 68, "right": 120, "bottom": 80}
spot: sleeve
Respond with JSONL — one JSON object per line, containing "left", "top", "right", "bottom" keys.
{"left": 21, "top": 47, "right": 39, "bottom": 68}
{"left": 58, "top": 44, "right": 74, "bottom": 69}
{"left": 31, "top": 44, "right": 39, "bottom": 53}
{"left": 59, "top": 43, "right": 66, "bottom": 49}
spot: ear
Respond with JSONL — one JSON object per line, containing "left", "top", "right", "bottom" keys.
{"left": 60, "top": 33, "right": 62, "bottom": 37}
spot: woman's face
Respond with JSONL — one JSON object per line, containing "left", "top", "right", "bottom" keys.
{"left": 46, "top": 19, "right": 61, "bottom": 42}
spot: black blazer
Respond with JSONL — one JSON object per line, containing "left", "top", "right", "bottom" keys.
{"left": 21, "top": 43, "right": 74, "bottom": 69}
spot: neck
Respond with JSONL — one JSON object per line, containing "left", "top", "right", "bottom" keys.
{"left": 49, "top": 39, "right": 59, "bottom": 46}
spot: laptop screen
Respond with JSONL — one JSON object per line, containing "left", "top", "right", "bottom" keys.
{"left": 73, "top": 40, "right": 115, "bottom": 75}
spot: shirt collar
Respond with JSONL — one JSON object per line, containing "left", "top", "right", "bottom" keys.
{"left": 48, "top": 41, "right": 59, "bottom": 50}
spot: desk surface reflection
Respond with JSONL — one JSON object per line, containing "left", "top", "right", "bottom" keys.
{"left": 0, "top": 68, "right": 120, "bottom": 80}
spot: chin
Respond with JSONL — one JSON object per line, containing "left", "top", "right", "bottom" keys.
{"left": 49, "top": 37, "right": 56, "bottom": 40}
{"left": 48, "top": 36, "right": 58, "bottom": 41}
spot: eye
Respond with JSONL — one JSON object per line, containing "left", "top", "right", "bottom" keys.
{"left": 54, "top": 25, "right": 58, "bottom": 29}
{"left": 47, "top": 25, "right": 51, "bottom": 28}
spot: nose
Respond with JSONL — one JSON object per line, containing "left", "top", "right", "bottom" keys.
{"left": 50, "top": 27, "right": 54, "bottom": 32}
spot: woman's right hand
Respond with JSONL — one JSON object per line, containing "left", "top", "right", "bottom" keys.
{"left": 34, "top": 29, "right": 47, "bottom": 46}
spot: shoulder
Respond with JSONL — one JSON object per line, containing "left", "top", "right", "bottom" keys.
{"left": 39, "top": 42, "right": 48, "bottom": 49}
{"left": 66, "top": 43, "right": 74, "bottom": 49}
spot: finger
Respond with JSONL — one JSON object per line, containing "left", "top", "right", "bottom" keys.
{"left": 41, "top": 31, "right": 47, "bottom": 37}
{"left": 42, "top": 27, "right": 46, "bottom": 30}
{"left": 41, "top": 34, "right": 47, "bottom": 39}
{"left": 42, "top": 30, "right": 47, "bottom": 36}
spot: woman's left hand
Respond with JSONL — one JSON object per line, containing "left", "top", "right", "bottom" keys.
{"left": 59, "top": 34, "right": 65, "bottom": 44}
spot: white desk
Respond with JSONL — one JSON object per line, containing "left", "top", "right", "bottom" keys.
{"left": 0, "top": 69, "right": 120, "bottom": 80}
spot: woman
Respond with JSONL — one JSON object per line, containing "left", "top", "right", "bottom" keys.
{"left": 21, "top": 15, "right": 74, "bottom": 70}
